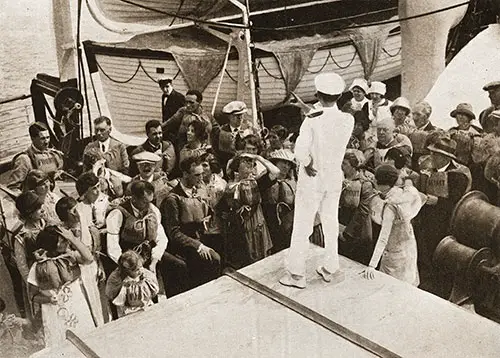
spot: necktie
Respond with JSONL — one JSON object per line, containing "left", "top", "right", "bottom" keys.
{"left": 91, "top": 204, "right": 97, "bottom": 225}
{"left": 101, "top": 143, "right": 106, "bottom": 152}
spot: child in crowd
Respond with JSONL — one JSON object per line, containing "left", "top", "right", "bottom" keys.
{"left": 105, "top": 251, "right": 159, "bottom": 318}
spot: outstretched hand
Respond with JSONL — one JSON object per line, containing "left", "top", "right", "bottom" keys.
{"left": 361, "top": 267, "right": 376, "bottom": 280}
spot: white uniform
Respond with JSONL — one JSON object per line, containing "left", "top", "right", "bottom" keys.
{"left": 286, "top": 105, "right": 354, "bottom": 276}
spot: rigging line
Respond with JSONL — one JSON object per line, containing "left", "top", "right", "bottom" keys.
{"left": 79, "top": 54, "right": 93, "bottom": 136}
{"left": 118, "top": 0, "right": 247, "bottom": 29}
{"left": 256, "top": 60, "right": 283, "bottom": 80}
{"left": 77, "top": 0, "right": 84, "bottom": 140}
{"left": 382, "top": 47, "right": 401, "bottom": 58}
{"left": 138, "top": 61, "right": 163, "bottom": 83}
{"left": 224, "top": 69, "right": 237, "bottom": 83}
{"left": 169, "top": 0, "right": 186, "bottom": 27}
{"left": 95, "top": 60, "right": 141, "bottom": 84}
{"left": 329, "top": 49, "right": 357, "bottom": 70}
{"left": 257, "top": 1, "right": 470, "bottom": 31}
{"left": 88, "top": 68, "right": 102, "bottom": 116}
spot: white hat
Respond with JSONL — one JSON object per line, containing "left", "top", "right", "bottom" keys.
{"left": 268, "top": 149, "right": 296, "bottom": 165}
{"left": 348, "top": 78, "right": 368, "bottom": 93}
{"left": 367, "top": 81, "right": 386, "bottom": 96}
{"left": 132, "top": 151, "right": 161, "bottom": 163}
{"left": 314, "top": 73, "right": 345, "bottom": 95}
{"left": 222, "top": 101, "right": 247, "bottom": 115}
{"left": 390, "top": 97, "right": 411, "bottom": 114}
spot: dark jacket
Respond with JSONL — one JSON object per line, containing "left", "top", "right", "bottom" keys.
{"left": 162, "top": 89, "right": 185, "bottom": 124}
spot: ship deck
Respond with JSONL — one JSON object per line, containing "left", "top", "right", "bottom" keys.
{"left": 32, "top": 244, "right": 500, "bottom": 357}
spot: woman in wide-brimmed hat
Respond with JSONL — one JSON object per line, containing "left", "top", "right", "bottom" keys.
{"left": 261, "top": 149, "right": 297, "bottom": 253}
{"left": 448, "top": 103, "right": 482, "bottom": 166}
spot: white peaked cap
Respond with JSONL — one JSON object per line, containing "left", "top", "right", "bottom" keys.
{"left": 314, "top": 72, "right": 345, "bottom": 95}
{"left": 349, "top": 78, "right": 369, "bottom": 93}
{"left": 367, "top": 81, "right": 386, "bottom": 96}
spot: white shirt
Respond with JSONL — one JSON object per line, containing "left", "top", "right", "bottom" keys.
{"left": 76, "top": 193, "right": 109, "bottom": 229}
{"left": 99, "top": 138, "right": 111, "bottom": 153}
{"left": 295, "top": 105, "right": 354, "bottom": 184}
{"left": 106, "top": 202, "right": 168, "bottom": 264}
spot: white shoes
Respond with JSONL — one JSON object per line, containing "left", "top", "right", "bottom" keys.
{"left": 316, "top": 266, "right": 345, "bottom": 284}
{"left": 279, "top": 273, "right": 306, "bottom": 289}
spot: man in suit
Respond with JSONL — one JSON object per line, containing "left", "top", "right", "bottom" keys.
{"left": 130, "top": 119, "right": 176, "bottom": 177}
{"left": 415, "top": 135, "right": 472, "bottom": 297}
{"left": 159, "top": 76, "right": 185, "bottom": 126}
{"left": 84, "top": 116, "right": 129, "bottom": 174}
{"left": 479, "top": 81, "right": 500, "bottom": 133}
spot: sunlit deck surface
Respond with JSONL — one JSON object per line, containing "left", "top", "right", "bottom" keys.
{"left": 33, "top": 245, "right": 500, "bottom": 358}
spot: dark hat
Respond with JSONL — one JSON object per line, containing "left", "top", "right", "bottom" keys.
{"left": 427, "top": 136, "right": 457, "bottom": 160}
{"left": 450, "top": 103, "right": 475, "bottom": 120}
{"left": 158, "top": 75, "right": 172, "bottom": 86}
{"left": 374, "top": 164, "right": 400, "bottom": 187}
{"left": 483, "top": 81, "right": 500, "bottom": 91}
{"left": 16, "top": 191, "right": 43, "bottom": 217}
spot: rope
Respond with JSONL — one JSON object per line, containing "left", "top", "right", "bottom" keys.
{"left": 96, "top": 60, "right": 141, "bottom": 84}
{"left": 224, "top": 69, "right": 238, "bottom": 83}
{"left": 256, "top": 60, "right": 283, "bottom": 80}
{"left": 138, "top": 61, "right": 162, "bottom": 82}
{"left": 169, "top": 0, "right": 186, "bottom": 27}
{"left": 328, "top": 49, "right": 357, "bottom": 70}
{"left": 118, "top": 0, "right": 469, "bottom": 33}
{"left": 382, "top": 47, "right": 402, "bottom": 58}
{"left": 88, "top": 67, "right": 102, "bottom": 117}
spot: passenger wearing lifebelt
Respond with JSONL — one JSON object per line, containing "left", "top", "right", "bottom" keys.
{"left": 8, "top": 122, "right": 64, "bottom": 190}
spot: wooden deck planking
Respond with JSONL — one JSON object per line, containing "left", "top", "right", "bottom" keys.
{"left": 0, "top": 99, "right": 34, "bottom": 165}
{"left": 32, "top": 275, "right": 374, "bottom": 358}
{"left": 240, "top": 245, "right": 500, "bottom": 358}
{"left": 31, "top": 245, "right": 500, "bottom": 358}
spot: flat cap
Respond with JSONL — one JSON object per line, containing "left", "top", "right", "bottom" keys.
{"left": 132, "top": 151, "right": 161, "bottom": 163}
{"left": 314, "top": 72, "right": 345, "bottom": 95}
{"left": 483, "top": 81, "right": 500, "bottom": 91}
{"left": 222, "top": 101, "right": 247, "bottom": 115}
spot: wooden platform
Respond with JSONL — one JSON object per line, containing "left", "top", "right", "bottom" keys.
{"left": 32, "top": 245, "right": 500, "bottom": 358}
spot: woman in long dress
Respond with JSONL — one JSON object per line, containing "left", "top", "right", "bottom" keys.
{"left": 28, "top": 225, "right": 96, "bottom": 347}
{"left": 223, "top": 153, "right": 279, "bottom": 268}
{"left": 362, "top": 164, "right": 425, "bottom": 285}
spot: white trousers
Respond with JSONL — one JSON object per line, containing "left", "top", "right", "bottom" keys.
{"left": 286, "top": 179, "right": 341, "bottom": 277}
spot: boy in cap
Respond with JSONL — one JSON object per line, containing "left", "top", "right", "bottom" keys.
{"left": 280, "top": 72, "right": 354, "bottom": 289}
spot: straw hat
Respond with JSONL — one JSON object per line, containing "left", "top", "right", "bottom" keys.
{"left": 483, "top": 81, "right": 500, "bottom": 91}
{"left": 450, "top": 103, "right": 475, "bottom": 119}
{"left": 268, "top": 149, "right": 296, "bottom": 165}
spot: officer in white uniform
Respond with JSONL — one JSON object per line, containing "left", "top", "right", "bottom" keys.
{"left": 280, "top": 72, "right": 354, "bottom": 288}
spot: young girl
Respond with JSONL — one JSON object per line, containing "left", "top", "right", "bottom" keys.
{"left": 223, "top": 153, "right": 280, "bottom": 268}
{"left": 105, "top": 251, "right": 159, "bottom": 318}
{"left": 362, "top": 165, "right": 425, "bottom": 285}
{"left": 28, "top": 225, "right": 96, "bottom": 347}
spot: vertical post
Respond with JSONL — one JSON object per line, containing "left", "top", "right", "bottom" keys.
{"left": 228, "top": 0, "right": 258, "bottom": 127}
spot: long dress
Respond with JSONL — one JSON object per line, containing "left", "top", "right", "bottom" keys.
{"left": 27, "top": 250, "right": 95, "bottom": 347}
{"left": 224, "top": 174, "right": 274, "bottom": 268}
{"left": 369, "top": 185, "right": 425, "bottom": 285}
